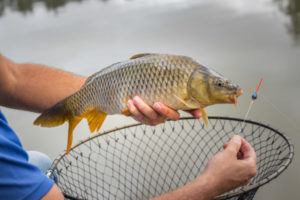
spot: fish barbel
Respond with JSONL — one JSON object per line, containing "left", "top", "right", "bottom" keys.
{"left": 34, "top": 53, "right": 243, "bottom": 154}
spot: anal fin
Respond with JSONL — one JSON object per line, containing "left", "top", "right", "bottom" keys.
{"left": 84, "top": 108, "right": 107, "bottom": 133}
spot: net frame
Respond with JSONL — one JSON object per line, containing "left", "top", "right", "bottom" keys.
{"left": 48, "top": 116, "right": 294, "bottom": 200}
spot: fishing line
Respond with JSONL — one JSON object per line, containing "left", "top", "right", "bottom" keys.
{"left": 238, "top": 77, "right": 299, "bottom": 134}
{"left": 238, "top": 78, "right": 263, "bottom": 134}
{"left": 261, "top": 94, "right": 300, "bottom": 132}
{"left": 239, "top": 100, "right": 254, "bottom": 132}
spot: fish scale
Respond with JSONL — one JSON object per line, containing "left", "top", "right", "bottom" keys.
{"left": 34, "top": 53, "right": 242, "bottom": 154}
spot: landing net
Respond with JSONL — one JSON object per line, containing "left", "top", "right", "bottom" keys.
{"left": 48, "top": 117, "right": 294, "bottom": 200}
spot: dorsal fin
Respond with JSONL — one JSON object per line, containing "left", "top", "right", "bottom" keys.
{"left": 130, "top": 53, "right": 154, "bottom": 59}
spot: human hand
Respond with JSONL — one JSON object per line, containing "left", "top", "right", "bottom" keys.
{"left": 127, "top": 96, "right": 202, "bottom": 126}
{"left": 149, "top": 135, "right": 256, "bottom": 200}
{"left": 198, "top": 135, "right": 257, "bottom": 197}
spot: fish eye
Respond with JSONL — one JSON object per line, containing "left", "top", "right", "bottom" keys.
{"left": 216, "top": 80, "right": 224, "bottom": 87}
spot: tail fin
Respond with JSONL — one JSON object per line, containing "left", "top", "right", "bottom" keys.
{"left": 34, "top": 100, "right": 69, "bottom": 127}
{"left": 34, "top": 99, "right": 79, "bottom": 155}
{"left": 34, "top": 100, "right": 107, "bottom": 154}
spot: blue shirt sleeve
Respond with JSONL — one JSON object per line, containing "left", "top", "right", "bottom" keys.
{"left": 0, "top": 110, "right": 54, "bottom": 200}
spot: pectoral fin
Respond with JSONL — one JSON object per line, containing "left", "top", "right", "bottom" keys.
{"left": 173, "top": 95, "right": 199, "bottom": 109}
{"left": 200, "top": 108, "right": 208, "bottom": 127}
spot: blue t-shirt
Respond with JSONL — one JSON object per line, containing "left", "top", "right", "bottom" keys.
{"left": 0, "top": 110, "right": 54, "bottom": 200}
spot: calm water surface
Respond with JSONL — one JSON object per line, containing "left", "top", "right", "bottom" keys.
{"left": 0, "top": 0, "right": 300, "bottom": 199}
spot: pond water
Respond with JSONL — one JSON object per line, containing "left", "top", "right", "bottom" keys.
{"left": 0, "top": 0, "right": 299, "bottom": 199}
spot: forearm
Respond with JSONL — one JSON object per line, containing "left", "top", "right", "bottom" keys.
{"left": 149, "top": 174, "right": 216, "bottom": 200}
{"left": 0, "top": 55, "right": 86, "bottom": 112}
{"left": 42, "top": 184, "right": 64, "bottom": 200}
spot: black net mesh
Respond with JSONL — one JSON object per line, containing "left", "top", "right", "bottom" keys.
{"left": 48, "top": 117, "right": 294, "bottom": 200}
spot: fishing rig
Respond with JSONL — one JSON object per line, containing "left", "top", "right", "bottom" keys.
{"left": 47, "top": 78, "right": 294, "bottom": 200}
{"left": 239, "top": 78, "right": 263, "bottom": 133}
{"left": 239, "top": 77, "right": 299, "bottom": 134}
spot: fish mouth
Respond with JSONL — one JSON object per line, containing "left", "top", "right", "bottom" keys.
{"left": 230, "top": 89, "right": 243, "bottom": 105}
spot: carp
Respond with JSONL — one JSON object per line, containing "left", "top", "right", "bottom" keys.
{"left": 34, "top": 54, "right": 243, "bottom": 154}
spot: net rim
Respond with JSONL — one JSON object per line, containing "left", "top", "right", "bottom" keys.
{"left": 48, "top": 116, "right": 294, "bottom": 200}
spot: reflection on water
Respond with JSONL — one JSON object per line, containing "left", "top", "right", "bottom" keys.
{"left": 274, "top": 0, "right": 300, "bottom": 43}
{"left": 1, "top": 0, "right": 299, "bottom": 44}
{"left": 0, "top": 0, "right": 84, "bottom": 16}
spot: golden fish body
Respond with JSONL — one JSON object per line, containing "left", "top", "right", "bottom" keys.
{"left": 34, "top": 53, "right": 242, "bottom": 153}
{"left": 68, "top": 54, "right": 200, "bottom": 115}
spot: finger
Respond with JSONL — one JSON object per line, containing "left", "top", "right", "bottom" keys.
{"left": 140, "top": 117, "right": 156, "bottom": 126}
{"left": 240, "top": 138, "right": 257, "bottom": 163}
{"left": 223, "top": 142, "right": 229, "bottom": 149}
{"left": 128, "top": 100, "right": 166, "bottom": 126}
{"left": 127, "top": 100, "right": 147, "bottom": 123}
{"left": 156, "top": 115, "right": 168, "bottom": 123}
{"left": 224, "top": 141, "right": 244, "bottom": 159}
{"left": 153, "top": 102, "right": 180, "bottom": 121}
{"left": 186, "top": 109, "right": 202, "bottom": 119}
{"left": 237, "top": 151, "right": 243, "bottom": 160}
{"left": 225, "top": 135, "right": 242, "bottom": 154}
{"left": 132, "top": 96, "right": 159, "bottom": 121}
{"left": 149, "top": 115, "right": 168, "bottom": 126}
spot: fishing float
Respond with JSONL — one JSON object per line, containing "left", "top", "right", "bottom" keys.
{"left": 239, "top": 78, "right": 263, "bottom": 133}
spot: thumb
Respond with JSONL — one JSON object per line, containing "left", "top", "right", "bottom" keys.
{"left": 225, "top": 135, "right": 242, "bottom": 153}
